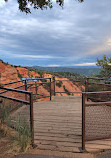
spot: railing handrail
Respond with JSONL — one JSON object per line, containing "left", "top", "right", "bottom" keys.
{"left": 55, "top": 79, "right": 84, "bottom": 82}
{"left": 87, "top": 77, "right": 111, "bottom": 81}
{"left": 87, "top": 82, "right": 111, "bottom": 86}
{"left": 0, "top": 94, "right": 30, "bottom": 104}
{"left": 3, "top": 77, "right": 53, "bottom": 86}
{"left": 82, "top": 91, "right": 111, "bottom": 95}
{"left": 0, "top": 87, "right": 32, "bottom": 94}
{"left": 3, "top": 80, "right": 22, "bottom": 85}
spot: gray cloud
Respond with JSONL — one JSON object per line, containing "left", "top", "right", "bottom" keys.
{"left": 0, "top": 0, "right": 111, "bottom": 66}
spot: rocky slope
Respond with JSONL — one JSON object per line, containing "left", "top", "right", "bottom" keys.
{"left": 0, "top": 60, "right": 84, "bottom": 99}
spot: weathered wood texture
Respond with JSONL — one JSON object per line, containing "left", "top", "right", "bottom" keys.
{"left": 33, "top": 96, "right": 82, "bottom": 152}
{"left": 33, "top": 96, "right": 111, "bottom": 153}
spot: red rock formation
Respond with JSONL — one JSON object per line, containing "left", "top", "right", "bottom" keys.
{"left": 55, "top": 77, "right": 82, "bottom": 96}
{"left": 0, "top": 61, "right": 84, "bottom": 101}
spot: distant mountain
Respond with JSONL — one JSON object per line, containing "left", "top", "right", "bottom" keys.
{"left": 33, "top": 66, "right": 100, "bottom": 76}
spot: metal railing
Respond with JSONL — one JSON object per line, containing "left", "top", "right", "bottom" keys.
{"left": 0, "top": 86, "right": 34, "bottom": 146}
{"left": 1, "top": 76, "right": 111, "bottom": 151}
{"left": 82, "top": 91, "right": 111, "bottom": 151}
{"left": 0, "top": 77, "right": 54, "bottom": 147}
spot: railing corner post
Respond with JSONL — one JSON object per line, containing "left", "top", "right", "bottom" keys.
{"left": 30, "top": 92, "right": 34, "bottom": 146}
{"left": 25, "top": 80, "right": 27, "bottom": 100}
{"left": 50, "top": 78, "right": 52, "bottom": 101}
{"left": 82, "top": 93, "right": 86, "bottom": 152}
{"left": 52, "top": 76, "right": 56, "bottom": 96}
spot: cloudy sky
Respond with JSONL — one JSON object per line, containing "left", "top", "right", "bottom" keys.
{"left": 0, "top": 0, "right": 111, "bottom": 67}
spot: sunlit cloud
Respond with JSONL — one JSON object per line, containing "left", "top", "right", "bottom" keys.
{"left": 72, "top": 62, "right": 96, "bottom": 66}
{"left": 107, "top": 39, "right": 111, "bottom": 46}
{"left": 47, "top": 64, "right": 60, "bottom": 67}
{"left": 47, "top": 62, "right": 96, "bottom": 67}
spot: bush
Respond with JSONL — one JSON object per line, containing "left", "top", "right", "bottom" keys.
{"left": 14, "top": 115, "right": 31, "bottom": 151}
{"left": 63, "top": 85, "right": 70, "bottom": 95}
{"left": 28, "top": 71, "right": 30, "bottom": 77}
{"left": 43, "top": 83, "right": 50, "bottom": 92}
{"left": 0, "top": 101, "right": 31, "bottom": 151}
{"left": 42, "top": 79, "right": 47, "bottom": 82}
{"left": 56, "top": 81, "right": 63, "bottom": 88}
{"left": 17, "top": 70, "right": 23, "bottom": 78}
{"left": 0, "top": 83, "right": 3, "bottom": 88}
{"left": 13, "top": 65, "right": 18, "bottom": 68}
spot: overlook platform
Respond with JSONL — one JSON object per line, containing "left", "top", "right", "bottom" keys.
{"left": 33, "top": 96, "right": 111, "bottom": 153}
{"left": 34, "top": 96, "right": 82, "bottom": 152}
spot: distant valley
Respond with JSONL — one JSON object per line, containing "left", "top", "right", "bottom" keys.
{"left": 33, "top": 66, "right": 100, "bottom": 76}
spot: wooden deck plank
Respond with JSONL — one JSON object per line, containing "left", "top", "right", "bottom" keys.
{"left": 33, "top": 96, "right": 82, "bottom": 152}
{"left": 33, "top": 96, "right": 111, "bottom": 153}
{"left": 34, "top": 135, "right": 82, "bottom": 142}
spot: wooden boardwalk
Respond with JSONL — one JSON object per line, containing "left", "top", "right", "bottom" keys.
{"left": 33, "top": 96, "right": 82, "bottom": 152}
{"left": 5, "top": 95, "right": 111, "bottom": 153}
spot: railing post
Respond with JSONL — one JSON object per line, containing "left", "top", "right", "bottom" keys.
{"left": 85, "top": 78, "right": 89, "bottom": 92}
{"left": 25, "top": 80, "right": 27, "bottom": 100}
{"left": 53, "top": 76, "right": 56, "bottom": 96}
{"left": 85, "top": 78, "right": 89, "bottom": 101}
{"left": 82, "top": 93, "right": 86, "bottom": 152}
{"left": 29, "top": 92, "right": 34, "bottom": 147}
{"left": 35, "top": 82, "right": 37, "bottom": 96}
{"left": 50, "top": 78, "right": 52, "bottom": 101}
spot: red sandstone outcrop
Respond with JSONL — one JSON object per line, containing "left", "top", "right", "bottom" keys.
{"left": 0, "top": 61, "right": 84, "bottom": 100}
{"left": 55, "top": 77, "right": 82, "bottom": 96}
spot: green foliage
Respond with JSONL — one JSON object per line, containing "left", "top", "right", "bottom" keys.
{"left": 25, "top": 66, "right": 37, "bottom": 72}
{"left": 0, "top": 102, "right": 11, "bottom": 124}
{"left": 14, "top": 115, "right": 31, "bottom": 151}
{"left": 0, "top": 59, "right": 9, "bottom": 65}
{"left": 28, "top": 70, "right": 30, "bottom": 77}
{"left": 17, "top": 70, "right": 23, "bottom": 78}
{"left": 63, "top": 85, "right": 70, "bottom": 95}
{"left": 37, "top": 71, "right": 44, "bottom": 78}
{"left": 13, "top": 65, "right": 18, "bottom": 68}
{"left": 33, "top": 66, "right": 99, "bottom": 76}
{"left": 0, "top": 59, "right": 3, "bottom": 63}
{"left": 4, "top": 0, "right": 83, "bottom": 13}
{"left": 88, "top": 84, "right": 103, "bottom": 92}
{"left": 96, "top": 55, "right": 111, "bottom": 78}
{"left": 56, "top": 81, "right": 63, "bottom": 87}
{"left": 43, "top": 83, "right": 50, "bottom": 92}
{"left": 41, "top": 79, "right": 47, "bottom": 82}
{"left": 0, "top": 100, "right": 31, "bottom": 151}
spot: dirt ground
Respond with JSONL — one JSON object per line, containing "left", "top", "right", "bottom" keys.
{"left": 0, "top": 129, "right": 92, "bottom": 158}
{"left": 0, "top": 129, "right": 21, "bottom": 158}
{"left": 1, "top": 128, "right": 111, "bottom": 158}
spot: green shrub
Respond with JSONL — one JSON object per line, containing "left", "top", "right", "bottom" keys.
{"left": 56, "top": 81, "right": 63, "bottom": 88}
{"left": 14, "top": 115, "right": 31, "bottom": 151}
{"left": 0, "top": 100, "right": 11, "bottom": 124}
{"left": 17, "top": 70, "right": 23, "bottom": 78}
{"left": 13, "top": 65, "right": 18, "bottom": 68}
{"left": 41, "top": 79, "right": 47, "bottom": 82}
{"left": 0, "top": 100, "right": 31, "bottom": 151}
{"left": 63, "top": 85, "right": 70, "bottom": 95}
{"left": 43, "top": 83, "right": 50, "bottom": 92}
